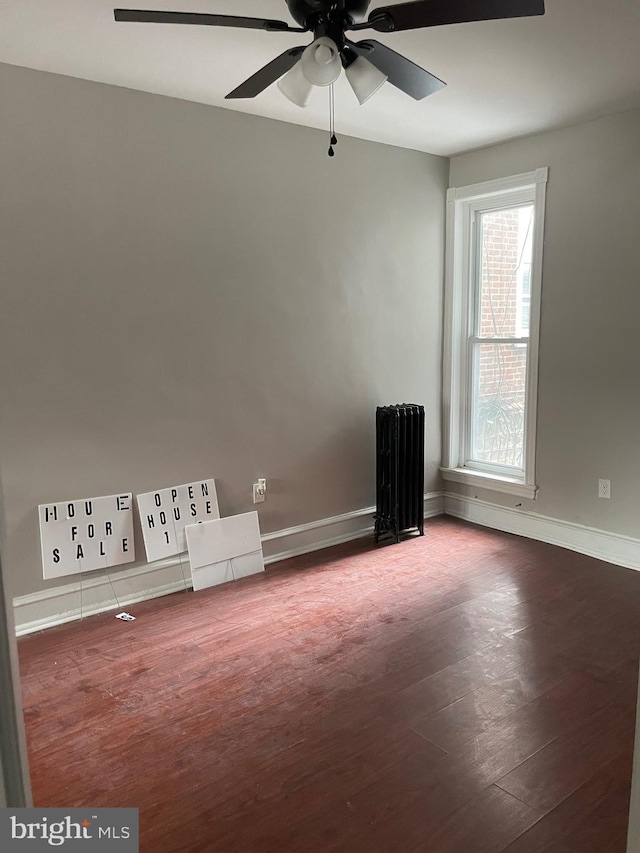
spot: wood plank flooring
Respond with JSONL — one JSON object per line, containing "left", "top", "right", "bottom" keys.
{"left": 17, "top": 517, "right": 640, "bottom": 852}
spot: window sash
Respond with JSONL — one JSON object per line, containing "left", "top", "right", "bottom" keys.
{"left": 465, "top": 340, "right": 529, "bottom": 476}
{"left": 466, "top": 200, "right": 533, "bottom": 477}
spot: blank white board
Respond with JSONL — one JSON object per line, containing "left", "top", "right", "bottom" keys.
{"left": 185, "top": 511, "right": 264, "bottom": 592}
{"left": 39, "top": 493, "right": 135, "bottom": 579}
{"left": 136, "top": 478, "right": 219, "bottom": 562}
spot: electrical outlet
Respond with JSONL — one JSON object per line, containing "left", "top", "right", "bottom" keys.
{"left": 598, "top": 479, "right": 611, "bottom": 499}
{"left": 252, "top": 483, "right": 265, "bottom": 504}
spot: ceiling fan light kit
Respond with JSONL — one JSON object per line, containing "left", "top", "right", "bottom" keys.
{"left": 114, "top": 0, "right": 546, "bottom": 153}
{"left": 278, "top": 36, "right": 386, "bottom": 107}
{"left": 345, "top": 56, "right": 387, "bottom": 105}
{"left": 277, "top": 61, "right": 314, "bottom": 107}
{"left": 300, "top": 36, "right": 342, "bottom": 86}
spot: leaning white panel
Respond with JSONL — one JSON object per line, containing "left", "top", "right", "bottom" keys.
{"left": 231, "top": 552, "right": 265, "bottom": 580}
{"left": 185, "top": 511, "right": 264, "bottom": 592}
{"left": 39, "top": 493, "right": 135, "bottom": 579}
{"left": 136, "top": 478, "right": 220, "bottom": 562}
{"left": 188, "top": 559, "right": 235, "bottom": 591}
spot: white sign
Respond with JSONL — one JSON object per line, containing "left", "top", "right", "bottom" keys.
{"left": 136, "top": 478, "right": 220, "bottom": 563}
{"left": 39, "top": 493, "right": 135, "bottom": 579}
{"left": 185, "top": 511, "right": 264, "bottom": 592}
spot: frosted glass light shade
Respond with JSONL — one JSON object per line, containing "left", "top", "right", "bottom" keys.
{"left": 277, "top": 62, "right": 313, "bottom": 107}
{"left": 345, "top": 56, "right": 387, "bottom": 104}
{"left": 300, "top": 37, "right": 341, "bottom": 86}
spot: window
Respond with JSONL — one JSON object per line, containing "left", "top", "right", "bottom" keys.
{"left": 442, "top": 169, "right": 548, "bottom": 499}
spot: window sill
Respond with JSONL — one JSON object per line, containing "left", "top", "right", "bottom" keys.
{"left": 440, "top": 467, "right": 538, "bottom": 499}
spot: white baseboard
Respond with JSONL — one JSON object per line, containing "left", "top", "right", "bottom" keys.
{"left": 14, "top": 492, "right": 445, "bottom": 636}
{"left": 13, "top": 557, "right": 194, "bottom": 637}
{"left": 445, "top": 493, "right": 640, "bottom": 572}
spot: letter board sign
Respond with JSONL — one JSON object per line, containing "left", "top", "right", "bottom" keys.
{"left": 136, "top": 478, "right": 219, "bottom": 562}
{"left": 39, "top": 493, "right": 135, "bottom": 579}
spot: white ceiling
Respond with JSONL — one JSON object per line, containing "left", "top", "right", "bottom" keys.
{"left": 1, "top": 0, "right": 639, "bottom": 155}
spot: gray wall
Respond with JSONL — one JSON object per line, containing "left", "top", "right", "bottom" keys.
{"left": 0, "top": 63, "right": 448, "bottom": 599}
{"left": 449, "top": 109, "right": 640, "bottom": 535}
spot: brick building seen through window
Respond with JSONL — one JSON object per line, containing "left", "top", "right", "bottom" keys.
{"left": 471, "top": 205, "right": 533, "bottom": 469}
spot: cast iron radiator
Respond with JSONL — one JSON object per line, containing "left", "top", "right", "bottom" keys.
{"left": 374, "top": 404, "right": 425, "bottom": 544}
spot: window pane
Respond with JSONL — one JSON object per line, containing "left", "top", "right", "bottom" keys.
{"left": 477, "top": 205, "right": 534, "bottom": 338}
{"left": 471, "top": 342, "right": 527, "bottom": 469}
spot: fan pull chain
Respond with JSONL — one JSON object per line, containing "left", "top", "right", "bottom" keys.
{"left": 328, "top": 83, "right": 338, "bottom": 157}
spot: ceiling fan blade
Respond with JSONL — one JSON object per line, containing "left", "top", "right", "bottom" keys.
{"left": 348, "top": 40, "right": 445, "bottom": 100}
{"left": 114, "top": 9, "right": 305, "bottom": 32}
{"left": 225, "top": 46, "right": 306, "bottom": 99}
{"left": 361, "top": 0, "right": 545, "bottom": 33}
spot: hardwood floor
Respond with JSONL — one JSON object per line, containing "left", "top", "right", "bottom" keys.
{"left": 17, "top": 517, "right": 640, "bottom": 852}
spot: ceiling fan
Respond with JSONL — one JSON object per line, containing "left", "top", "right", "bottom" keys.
{"left": 114, "top": 1, "right": 546, "bottom": 107}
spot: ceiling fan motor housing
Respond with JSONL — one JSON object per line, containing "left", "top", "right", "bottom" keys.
{"left": 286, "top": 0, "right": 371, "bottom": 28}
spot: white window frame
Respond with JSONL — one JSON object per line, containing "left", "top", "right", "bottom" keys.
{"left": 441, "top": 168, "right": 548, "bottom": 500}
